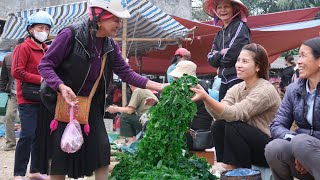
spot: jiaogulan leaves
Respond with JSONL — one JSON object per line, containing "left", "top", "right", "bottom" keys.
{"left": 111, "top": 75, "right": 217, "bottom": 180}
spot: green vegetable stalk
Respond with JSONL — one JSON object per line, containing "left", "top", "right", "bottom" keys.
{"left": 111, "top": 75, "right": 217, "bottom": 180}
{"left": 138, "top": 75, "right": 198, "bottom": 165}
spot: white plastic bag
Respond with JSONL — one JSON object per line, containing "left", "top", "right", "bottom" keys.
{"left": 60, "top": 105, "right": 84, "bottom": 153}
{"left": 139, "top": 113, "right": 149, "bottom": 125}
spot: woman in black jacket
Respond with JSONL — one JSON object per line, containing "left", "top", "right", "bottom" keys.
{"left": 203, "top": 0, "right": 251, "bottom": 101}
{"left": 280, "top": 54, "right": 295, "bottom": 92}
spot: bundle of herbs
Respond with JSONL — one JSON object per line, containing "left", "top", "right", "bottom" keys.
{"left": 111, "top": 75, "right": 217, "bottom": 180}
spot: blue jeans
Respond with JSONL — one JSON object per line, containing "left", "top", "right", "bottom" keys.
{"left": 14, "top": 104, "right": 40, "bottom": 176}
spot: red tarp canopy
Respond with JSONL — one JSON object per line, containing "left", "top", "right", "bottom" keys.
{"left": 129, "top": 7, "right": 320, "bottom": 75}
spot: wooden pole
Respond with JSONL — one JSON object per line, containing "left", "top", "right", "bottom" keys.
{"left": 113, "top": 37, "right": 192, "bottom": 42}
{"left": 113, "top": 26, "right": 197, "bottom": 42}
{"left": 48, "top": 36, "right": 193, "bottom": 42}
{"left": 49, "top": 26, "right": 197, "bottom": 43}
{"left": 121, "top": 19, "right": 128, "bottom": 107}
{"left": 138, "top": 56, "right": 142, "bottom": 74}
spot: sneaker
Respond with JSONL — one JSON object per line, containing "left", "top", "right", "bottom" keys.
{"left": 2, "top": 144, "right": 16, "bottom": 151}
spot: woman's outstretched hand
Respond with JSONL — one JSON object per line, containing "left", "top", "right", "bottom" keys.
{"left": 190, "top": 84, "right": 207, "bottom": 102}
{"left": 145, "top": 80, "right": 169, "bottom": 93}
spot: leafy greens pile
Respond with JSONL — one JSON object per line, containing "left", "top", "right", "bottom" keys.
{"left": 111, "top": 75, "right": 217, "bottom": 180}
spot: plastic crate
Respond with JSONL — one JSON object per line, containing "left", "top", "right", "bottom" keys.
{"left": 0, "top": 93, "right": 8, "bottom": 116}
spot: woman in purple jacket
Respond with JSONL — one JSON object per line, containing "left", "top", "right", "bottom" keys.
{"left": 265, "top": 37, "right": 320, "bottom": 180}
{"left": 37, "top": 0, "right": 163, "bottom": 179}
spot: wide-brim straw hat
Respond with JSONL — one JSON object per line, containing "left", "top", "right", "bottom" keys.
{"left": 203, "top": 0, "right": 249, "bottom": 18}
{"left": 169, "top": 61, "right": 197, "bottom": 78}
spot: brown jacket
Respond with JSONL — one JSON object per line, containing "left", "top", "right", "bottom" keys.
{"left": 0, "top": 53, "right": 14, "bottom": 93}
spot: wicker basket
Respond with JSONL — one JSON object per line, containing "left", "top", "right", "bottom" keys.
{"left": 220, "top": 169, "right": 262, "bottom": 180}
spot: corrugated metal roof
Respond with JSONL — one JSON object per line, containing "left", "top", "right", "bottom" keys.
{"left": 270, "top": 55, "right": 299, "bottom": 69}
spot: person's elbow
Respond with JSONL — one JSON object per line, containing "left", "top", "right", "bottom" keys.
{"left": 126, "top": 107, "right": 136, "bottom": 114}
{"left": 11, "top": 68, "right": 20, "bottom": 80}
{"left": 208, "top": 58, "right": 219, "bottom": 68}
{"left": 212, "top": 62, "right": 220, "bottom": 68}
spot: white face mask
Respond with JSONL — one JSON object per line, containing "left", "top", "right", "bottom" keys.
{"left": 33, "top": 30, "right": 48, "bottom": 42}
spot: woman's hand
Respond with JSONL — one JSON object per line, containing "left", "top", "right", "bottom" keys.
{"left": 295, "top": 159, "right": 307, "bottom": 174}
{"left": 58, "top": 84, "right": 78, "bottom": 106}
{"left": 190, "top": 84, "right": 208, "bottom": 102}
{"left": 220, "top": 48, "right": 229, "bottom": 55}
{"left": 144, "top": 97, "right": 158, "bottom": 106}
{"left": 157, "top": 82, "right": 169, "bottom": 92}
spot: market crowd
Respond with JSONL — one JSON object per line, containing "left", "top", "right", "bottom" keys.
{"left": 0, "top": 0, "right": 319, "bottom": 179}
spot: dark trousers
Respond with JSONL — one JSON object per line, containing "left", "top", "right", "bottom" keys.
{"left": 120, "top": 113, "right": 142, "bottom": 137}
{"left": 219, "top": 79, "right": 242, "bottom": 101}
{"left": 212, "top": 120, "right": 270, "bottom": 168}
{"left": 265, "top": 135, "right": 318, "bottom": 180}
{"left": 14, "top": 104, "right": 40, "bottom": 176}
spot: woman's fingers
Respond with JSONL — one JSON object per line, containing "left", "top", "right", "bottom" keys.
{"left": 59, "top": 84, "right": 78, "bottom": 106}
{"left": 190, "top": 87, "right": 202, "bottom": 102}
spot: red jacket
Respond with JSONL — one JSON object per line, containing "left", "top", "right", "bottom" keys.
{"left": 11, "top": 38, "right": 48, "bottom": 104}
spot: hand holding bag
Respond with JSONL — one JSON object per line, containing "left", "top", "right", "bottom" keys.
{"left": 55, "top": 92, "right": 92, "bottom": 125}
{"left": 60, "top": 105, "right": 84, "bottom": 153}
{"left": 50, "top": 55, "right": 107, "bottom": 136}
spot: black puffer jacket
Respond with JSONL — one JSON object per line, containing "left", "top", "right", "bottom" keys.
{"left": 280, "top": 65, "right": 294, "bottom": 90}
{"left": 208, "top": 17, "right": 251, "bottom": 84}
{"left": 271, "top": 78, "right": 320, "bottom": 140}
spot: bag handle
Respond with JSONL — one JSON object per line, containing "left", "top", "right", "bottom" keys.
{"left": 70, "top": 105, "right": 74, "bottom": 122}
{"left": 87, "top": 55, "right": 107, "bottom": 102}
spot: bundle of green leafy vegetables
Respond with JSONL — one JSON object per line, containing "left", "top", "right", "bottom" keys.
{"left": 111, "top": 75, "right": 218, "bottom": 180}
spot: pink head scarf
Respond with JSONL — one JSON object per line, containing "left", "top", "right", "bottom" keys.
{"left": 88, "top": 7, "right": 114, "bottom": 21}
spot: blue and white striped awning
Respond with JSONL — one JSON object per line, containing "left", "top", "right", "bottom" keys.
{"left": 0, "top": 0, "right": 189, "bottom": 55}
{"left": 1, "top": 1, "right": 88, "bottom": 40}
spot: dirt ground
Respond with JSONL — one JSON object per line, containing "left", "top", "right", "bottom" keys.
{"left": 0, "top": 129, "right": 222, "bottom": 180}
{"left": 0, "top": 137, "right": 15, "bottom": 180}
{"left": 0, "top": 118, "right": 116, "bottom": 180}
{"left": 0, "top": 137, "right": 97, "bottom": 180}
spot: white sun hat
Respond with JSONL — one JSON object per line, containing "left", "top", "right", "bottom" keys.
{"left": 169, "top": 61, "right": 197, "bottom": 78}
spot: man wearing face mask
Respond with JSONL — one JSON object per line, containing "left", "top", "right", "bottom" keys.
{"left": 11, "top": 11, "right": 53, "bottom": 180}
